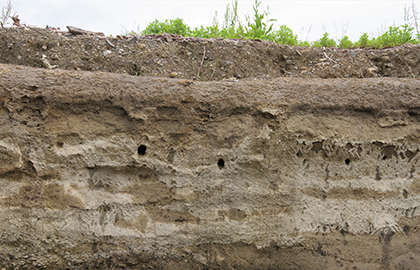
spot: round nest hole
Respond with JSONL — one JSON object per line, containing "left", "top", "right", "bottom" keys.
{"left": 138, "top": 145, "right": 147, "bottom": 155}
{"left": 218, "top": 158, "right": 225, "bottom": 169}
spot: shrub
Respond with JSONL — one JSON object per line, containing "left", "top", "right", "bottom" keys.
{"left": 312, "top": 32, "right": 337, "bottom": 47}
{"left": 192, "top": 25, "right": 218, "bottom": 38}
{"left": 355, "top": 33, "right": 369, "bottom": 47}
{"left": 298, "top": 41, "right": 311, "bottom": 47}
{"left": 372, "top": 24, "right": 416, "bottom": 48}
{"left": 141, "top": 18, "right": 191, "bottom": 36}
{"left": 270, "top": 25, "right": 298, "bottom": 45}
{"left": 338, "top": 36, "right": 354, "bottom": 49}
{"left": 221, "top": 0, "right": 244, "bottom": 38}
{"left": 244, "top": 0, "right": 276, "bottom": 39}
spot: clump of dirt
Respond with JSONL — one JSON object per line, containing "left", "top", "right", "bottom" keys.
{"left": 1, "top": 26, "right": 419, "bottom": 80}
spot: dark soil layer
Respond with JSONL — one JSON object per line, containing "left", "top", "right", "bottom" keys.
{"left": 1, "top": 27, "right": 420, "bottom": 80}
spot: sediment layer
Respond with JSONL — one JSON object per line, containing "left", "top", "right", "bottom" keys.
{"left": 1, "top": 64, "right": 420, "bottom": 269}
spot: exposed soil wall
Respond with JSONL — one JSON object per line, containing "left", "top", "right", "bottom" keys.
{"left": 1, "top": 27, "right": 420, "bottom": 269}
{"left": 1, "top": 27, "right": 420, "bottom": 80}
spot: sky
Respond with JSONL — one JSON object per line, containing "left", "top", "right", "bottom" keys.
{"left": 6, "top": 0, "right": 419, "bottom": 42}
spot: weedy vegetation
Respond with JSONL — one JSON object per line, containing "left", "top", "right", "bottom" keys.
{"left": 2, "top": 0, "right": 420, "bottom": 49}
{"left": 0, "top": 0, "right": 12, "bottom": 28}
{"left": 138, "top": 0, "right": 420, "bottom": 49}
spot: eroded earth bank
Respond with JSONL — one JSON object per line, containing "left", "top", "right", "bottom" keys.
{"left": 1, "top": 27, "right": 420, "bottom": 269}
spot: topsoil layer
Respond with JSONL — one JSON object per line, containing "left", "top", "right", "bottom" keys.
{"left": 1, "top": 26, "right": 420, "bottom": 80}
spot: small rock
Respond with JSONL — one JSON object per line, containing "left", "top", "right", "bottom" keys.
{"left": 367, "top": 67, "right": 378, "bottom": 77}
{"left": 130, "top": 35, "right": 140, "bottom": 42}
{"left": 170, "top": 72, "right": 178, "bottom": 78}
{"left": 105, "top": 39, "right": 116, "bottom": 48}
{"left": 41, "top": 45, "right": 47, "bottom": 50}
{"left": 138, "top": 43, "right": 146, "bottom": 50}
{"left": 381, "top": 56, "right": 391, "bottom": 62}
{"left": 103, "top": 50, "right": 112, "bottom": 57}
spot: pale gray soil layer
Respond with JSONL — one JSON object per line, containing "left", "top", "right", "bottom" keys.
{"left": 1, "top": 27, "right": 420, "bottom": 270}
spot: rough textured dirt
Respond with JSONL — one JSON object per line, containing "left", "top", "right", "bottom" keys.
{"left": 1, "top": 27, "right": 420, "bottom": 80}
{"left": 1, "top": 26, "right": 420, "bottom": 270}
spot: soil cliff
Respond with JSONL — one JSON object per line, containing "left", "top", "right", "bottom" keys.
{"left": 1, "top": 27, "right": 420, "bottom": 269}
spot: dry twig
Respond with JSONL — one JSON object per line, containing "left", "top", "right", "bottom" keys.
{"left": 11, "top": 14, "right": 20, "bottom": 26}
{"left": 323, "top": 51, "right": 337, "bottom": 64}
{"left": 200, "top": 46, "right": 206, "bottom": 66}
{"left": 209, "top": 68, "right": 216, "bottom": 81}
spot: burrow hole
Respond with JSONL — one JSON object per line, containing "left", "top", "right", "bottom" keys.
{"left": 138, "top": 145, "right": 147, "bottom": 155}
{"left": 345, "top": 158, "right": 350, "bottom": 165}
{"left": 218, "top": 158, "right": 225, "bottom": 169}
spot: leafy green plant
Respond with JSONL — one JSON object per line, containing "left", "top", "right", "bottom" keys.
{"left": 245, "top": 0, "right": 276, "bottom": 39}
{"left": 0, "top": 0, "right": 12, "bottom": 28}
{"left": 355, "top": 33, "right": 369, "bottom": 47}
{"left": 357, "top": 24, "right": 417, "bottom": 49}
{"left": 141, "top": 18, "right": 191, "bottom": 36}
{"left": 270, "top": 25, "right": 298, "bottom": 45}
{"left": 374, "top": 24, "right": 416, "bottom": 48}
{"left": 312, "top": 32, "right": 337, "bottom": 47}
{"left": 338, "top": 36, "right": 354, "bottom": 49}
{"left": 298, "top": 41, "right": 311, "bottom": 47}
{"left": 137, "top": 0, "right": 420, "bottom": 49}
{"left": 221, "top": 0, "right": 244, "bottom": 38}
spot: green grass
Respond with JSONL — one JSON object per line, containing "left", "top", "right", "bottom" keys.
{"left": 1, "top": 0, "right": 418, "bottom": 49}
{"left": 138, "top": 0, "right": 420, "bottom": 49}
